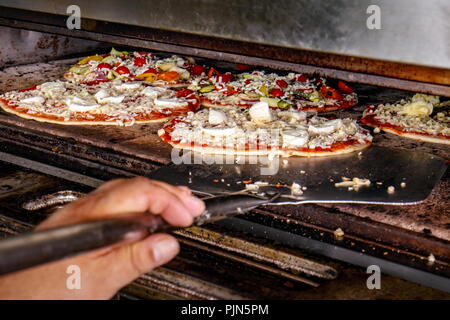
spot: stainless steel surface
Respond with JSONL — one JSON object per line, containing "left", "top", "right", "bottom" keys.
{"left": 2, "top": 18, "right": 449, "bottom": 96}
{"left": 149, "top": 147, "right": 447, "bottom": 205}
{"left": 217, "top": 217, "right": 450, "bottom": 293}
{"left": 131, "top": 267, "right": 250, "bottom": 300}
{"left": 2, "top": 0, "right": 449, "bottom": 69}
{"left": 0, "top": 151, "right": 104, "bottom": 188}
{"left": 0, "top": 25, "right": 105, "bottom": 68}
{"left": 177, "top": 236, "right": 320, "bottom": 287}
{"left": 176, "top": 226, "right": 337, "bottom": 280}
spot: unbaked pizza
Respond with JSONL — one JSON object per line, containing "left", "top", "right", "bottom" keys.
{"left": 361, "top": 94, "right": 450, "bottom": 145}
{"left": 0, "top": 80, "right": 199, "bottom": 126}
{"left": 158, "top": 100, "right": 372, "bottom": 157}
{"left": 189, "top": 70, "right": 357, "bottom": 112}
{"left": 64, "top": 48, "right": 207, "bottom": 88}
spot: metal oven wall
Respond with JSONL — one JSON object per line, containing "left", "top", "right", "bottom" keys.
{"left": 0, "top": 25, "right": 106, "bottom": 68}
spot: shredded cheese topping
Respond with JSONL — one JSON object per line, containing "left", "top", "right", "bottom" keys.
{"left": 364, "top": 94, "right": 449, "bottom": 137}
{"left": 1, "top": 80, "right": 196, "bottom": 126}
{"left": 195, "top": 71, "right": 357, "bottom": 110}
{"left": 66, "top": 49, "right": 202, "bottom": 84}
{"left": 163, "top": 106, "right": 372, "bottom": 154}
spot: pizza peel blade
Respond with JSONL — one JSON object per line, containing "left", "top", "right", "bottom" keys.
{"left": 148, "top": 146, "right": 447, "bottom": 205}
{"left": 0, "top": 147, "right": 445, "bottom": 275}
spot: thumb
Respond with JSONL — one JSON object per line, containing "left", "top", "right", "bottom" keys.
{"left": 97, "top": 233, "right": 180, "bottom": 293}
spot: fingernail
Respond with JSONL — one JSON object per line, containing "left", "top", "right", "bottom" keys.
{"left": 152, "top": 237, "right": 179, "bottom": 264}
{"left": 183, "top": 196, "right": 205, "bottom": 216}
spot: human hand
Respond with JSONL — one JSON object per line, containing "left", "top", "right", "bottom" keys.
{"left": 0, "top": 177, "right": 205, "bottom": 299}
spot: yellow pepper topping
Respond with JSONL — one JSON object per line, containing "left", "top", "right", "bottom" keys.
{"left": 259, "top": 85, "right": 268, "bottom": 96}
{"left": 135, "top": 72, "right": 155, "bottom": 80}
{"left": 77, "top": 55, "right": 103, "bottom": 65}
{"left": 144, "top": 74, "right": 158, "bottom": 82}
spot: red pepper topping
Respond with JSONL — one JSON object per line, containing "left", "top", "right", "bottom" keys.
{"left": 269, "top": 88, "right": 284, "bottom": 97}
{"left": 337, "top": 80, "right": 354, "bottom": 93}
{"left": 190, "top": 65, "right": 205, "bottom": 76}
{"left": 236, "top": 63, "right": 251, "bottom": 71}
{"left": 295, "top": 75, "right": 308, "bottom": 82}
{"left": 133, "top": 57, "right": 147, "bottom": 67}
{"left": 97, "top": 63, "right": 112, "bottom": 70}
{"left": 276, "top": 79, "right": 288, "bottom": 88}
{"left": 115, "top": 66, "right": 130, "bottom": 74}
{"left": 176, "top": 88, "right": 194, "bottom": 98}
{"left": 320, "top": 85, "right": 343, "bottom": 100}
{"left": 207, "top": 68, "right": 219, "bottom": 79}
{"left": 207, "top": 68, "right": 233, "bottom": 83}
{"left": 223, "top": 86, "right": 239, "bottom": 96}
{"left": 141, "top": 68, "right": 158, "bottom": 75}
{"left": 218, "top": 73, "right": 233, "bottom": 83}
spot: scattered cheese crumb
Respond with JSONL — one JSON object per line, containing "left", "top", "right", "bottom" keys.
{"left": 300, "top": 170, "right": 306, "bottom": 174}
{"left": 335, "top": 181, "right": 355, "bottom": 187}
{"left": 291, "top": 182, "right": 303, "bottom": 196}
{"left": 245, "top": 183, "right": 259, "bottom": 191}
{"left": 335, "top": 177, "right": 371, "bottom": 190}
{"left": 374, "top": 127, "right": 381, "bottom": 134}
{"left": 428, "top": 253, "right": 436, "bottom": 264}
{"left": 387, "top": 186, "right": 395, "bottom": 194}
{"left": 400, "top": 182, "right": 406, "bottom": 188}
{"left": 334, "top": 228, "right": 345, "bottom": 239}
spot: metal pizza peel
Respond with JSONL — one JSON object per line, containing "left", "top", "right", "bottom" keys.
{"left": 0, "top": 146, "right": 445, "bottom": 275}
{"left": 149, "top": 146, "right": 447, "bottom": 205}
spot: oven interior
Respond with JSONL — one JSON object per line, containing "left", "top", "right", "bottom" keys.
{"left": 0, "top": 5, "right": 449, "bottom": 299}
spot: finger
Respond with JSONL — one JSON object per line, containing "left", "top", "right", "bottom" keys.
{"left": 86, "top": 178, "right": 204, "bottom": 219}
{"left": 96, "top": 233, "right": 180, "bottom": 294}
{"left": 39, "top": 177, "right": 200, "bottom": 229}
{"left": 149, "top": 181, "right": 204, "bottom": 217}
{"left": 90, "top": 178, "right": 204, "bottom": 222}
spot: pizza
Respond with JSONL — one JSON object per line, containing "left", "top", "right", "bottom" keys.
{"left": 189, "top": 70, "right": 357, "bottom": 112}
{"left": 64, "top": 48, "right": 206, "bottom": 88}
{"left": 0, "top": 80, "right": 199, "bottom": 126}
{"left": 158, "top": 100, "right": 372, "bottom": 157}
{"left": 361, "top": 93, "right": 450, "bottom": 145}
